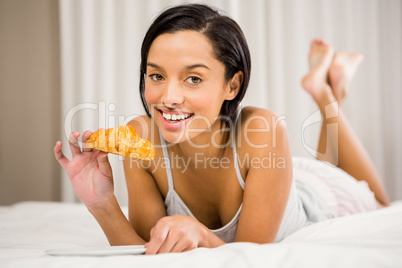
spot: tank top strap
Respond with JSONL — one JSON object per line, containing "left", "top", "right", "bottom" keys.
{"left": 159, "top": 131, "right": 175, "bottom": 191}
{"left": 231, "top": 105, "right": 245, "bottom": 189}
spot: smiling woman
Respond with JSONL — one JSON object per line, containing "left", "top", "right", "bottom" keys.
{"left": 54, "top": 3, "right": 391, "bottom": 255}
{"left": 144, "top": 30, "right": 242, "bottom": 143}
{"left": 139, "top": 5, "right": 250, "bottom": 133}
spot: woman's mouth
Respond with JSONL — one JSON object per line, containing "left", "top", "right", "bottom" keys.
{"left": 162, "top": 111, "right": 192, "bottom": 123}
{"left": 158, "top": 109, "right": 194, "bottom": 129}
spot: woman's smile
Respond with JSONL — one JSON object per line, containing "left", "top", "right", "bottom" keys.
{"left": 158, "top": 108, "right": 194, "bottom": 130}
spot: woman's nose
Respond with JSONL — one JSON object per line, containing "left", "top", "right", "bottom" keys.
{"left": 162, "top": 82, "right": 184, "bottom": 107}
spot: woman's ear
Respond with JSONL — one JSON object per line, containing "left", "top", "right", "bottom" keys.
{"left": 225, "top": 71, "right": 244, "bottom": 100}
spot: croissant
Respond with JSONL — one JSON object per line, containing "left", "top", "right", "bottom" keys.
{"left": 86, "top": 125, "right": 155, "bottom": 160}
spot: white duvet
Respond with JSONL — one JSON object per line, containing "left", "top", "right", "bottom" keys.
{"left": 0, "top": 201, "right": 401, "bottom": 268}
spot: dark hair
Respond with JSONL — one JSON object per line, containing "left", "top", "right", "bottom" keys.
{"left": 139, "top": 4, "right": 251, "bottom": 129}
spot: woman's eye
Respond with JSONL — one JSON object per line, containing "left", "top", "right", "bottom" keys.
{"left": 149, "top": 74, "right": 164, "bottom": 81}
{"left": 186, "top": 76, "right": 202, "bottom": 85}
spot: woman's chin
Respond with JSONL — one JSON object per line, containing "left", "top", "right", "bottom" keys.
{"left": 160, "top": 132, "right": 186, "bottom": 144}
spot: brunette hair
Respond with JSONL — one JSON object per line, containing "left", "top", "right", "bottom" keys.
{"left": 139, "top": 4, "right": 251, "bottom": 129}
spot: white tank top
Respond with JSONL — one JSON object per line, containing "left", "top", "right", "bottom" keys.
{"left": 159, "top": 106, "right": 335, "bottom": 243}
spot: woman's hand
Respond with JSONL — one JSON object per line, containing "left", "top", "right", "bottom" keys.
{"left": 145, "top": 215, "right": 208, "bottom": 254}
{"left": 54, "top": 131, "right": 114, "bottom": 209}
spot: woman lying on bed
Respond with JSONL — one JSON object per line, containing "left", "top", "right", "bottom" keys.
{"left": 54, "top": 4, "right": 389, "bottom": 255}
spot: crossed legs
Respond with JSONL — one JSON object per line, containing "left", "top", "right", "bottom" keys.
{"left": 301, "top": 39, "right": 390, "bottom": 206}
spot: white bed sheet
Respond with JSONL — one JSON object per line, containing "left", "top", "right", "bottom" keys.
{"left": 0, "top": 201, "right": 401, "bottom": 268}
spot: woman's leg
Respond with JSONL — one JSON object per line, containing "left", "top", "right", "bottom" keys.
{"left": 316, "top": 51, "right": 364, "bottom": 164}
{"left": 301, "top": 39, "right": 336, "bottom": 164}
{"left": 301, "top": 39, "right": 390, "bottom": 206}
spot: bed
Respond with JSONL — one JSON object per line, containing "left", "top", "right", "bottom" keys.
{"left": 1, "top": 201, "right": 401, "bottom": 267}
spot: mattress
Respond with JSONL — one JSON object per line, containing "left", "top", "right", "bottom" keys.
{"left": 0, "top": 201, "right": 401, "bottom": 267}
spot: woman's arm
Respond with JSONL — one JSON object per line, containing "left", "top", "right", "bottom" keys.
{"left": 54, "top": 118, "right": 167, "bottom": 246}
{"left": 89, "top": 116, "right": 167, "bottom": 245}
{"left": 54, "top": 131, "right": 146, "bottom": 246}
{"left": 123, "top": 158, "right": 167, "bottom": 242}
{"left": 89, "top": 153, "right": 166, "bottom": 246}
{"left": 235, "top": 107, "right": 293, "bottom": 243}
{"left": 88, "top": 196, "right": 146, "bottom": 245}
{"left": 124, "top": 117, "right": 167, "bottom": 242}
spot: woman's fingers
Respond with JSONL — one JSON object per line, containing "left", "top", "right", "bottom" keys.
{"left": 153, "top": 232, "right": 179, "bottom": 254}
{"left": 54, "top": 141, "right": 69, "bottom": 169}
{"left": 147, "top": 229, "right": 193, "bottom": 254}
{"left": 68, "top": 132, "right": 82, "bottom": 157}
{"left": 82, "top": 131, "right": 93, "bottom": 152}
{"left": 146, "top": 226, "right": 170, "bottom": 255}
{"left": 170, "top": 238, "right": 195, "bottom": 253}
{"left": 146, "top": 216, "right": 201, "bottom": 254}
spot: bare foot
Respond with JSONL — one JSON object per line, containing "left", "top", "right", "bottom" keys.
{"left": 301, "top": 39, "right": 334, "bottom": 102}
{"left": 328, "top": 52, "right": 364, "bottom": 105}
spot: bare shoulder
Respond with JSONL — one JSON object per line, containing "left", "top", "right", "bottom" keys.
{"left": 127, "top": 115, "right": 152, "bottom": 140}
{"left": 240, "top": 106, "right": 285, "bottom": 126}
{"left": 237, "top": 106, "right": 289, "bottom": 153}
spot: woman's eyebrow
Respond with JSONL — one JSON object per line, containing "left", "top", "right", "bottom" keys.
{"left": 184, "top": 64, "right": 210, "bottom": 70}
{"left": 147, "top": 62, "right": 161, "bottom": 69}
{"left": 146, "top": 62, "right": 210, "bottom": 71}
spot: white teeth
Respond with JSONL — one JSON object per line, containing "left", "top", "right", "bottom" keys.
{"left": 162, "top": 112, "right": 191, "bottom": 121}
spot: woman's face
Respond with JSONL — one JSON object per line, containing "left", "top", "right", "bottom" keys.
{"left": 145, "top": 30, "right": 234, "bottom": 144}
